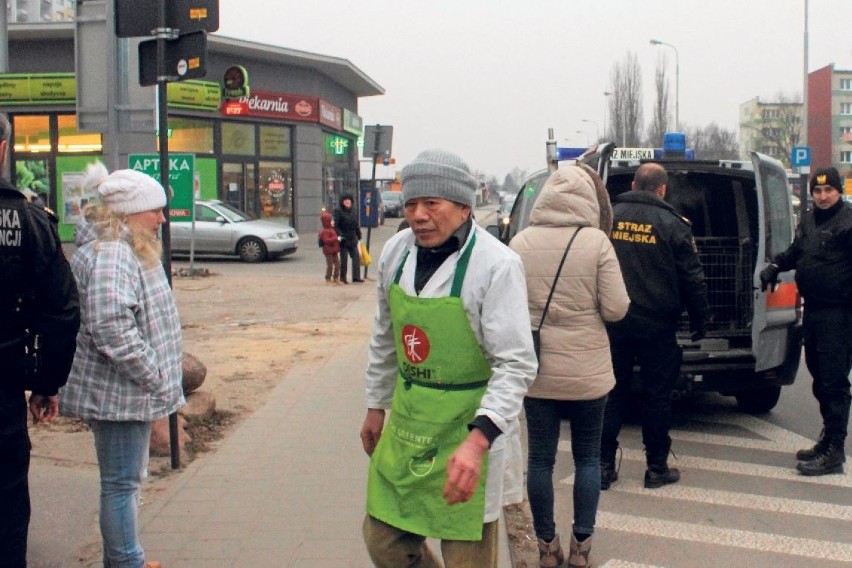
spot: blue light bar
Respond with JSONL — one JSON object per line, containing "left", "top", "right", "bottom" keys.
{"left": 556, "top": 147, "right": 586, "bottom": 161}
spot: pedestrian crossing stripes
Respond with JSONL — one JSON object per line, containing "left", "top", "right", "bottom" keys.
{"left": 596, "top": 511, "right": 852, "bottom": 562}
{"left": 550, "top": 410, "right": 851, "bottom": 565}
{"left": 557, "top": 443, "right": 852, "bottom": 488}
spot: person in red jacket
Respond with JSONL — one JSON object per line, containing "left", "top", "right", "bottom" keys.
{"left": 318, "top": 211, "right": 342, "bottom": 285}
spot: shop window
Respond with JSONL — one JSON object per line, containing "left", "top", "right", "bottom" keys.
{"left": 259, "top": 125, "right": 291, "bottom": 158}
{"left": 169, "top": 117, "right": 214, "bottom": 154}
{"left": 221, "top": 122, "right": 256, "bottom": 156}
{"left": 13, "top": 115, "right": 51, "bottom": 153}
{"left": 57, "top": 115, "right": 102, "bottom": 153}
{"left": 258, "top": 161, "right": 293, "bottom": 220}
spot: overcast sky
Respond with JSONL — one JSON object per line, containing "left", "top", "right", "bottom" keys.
{"left": 217, "top": 0, "right": 852, "bottom": 180}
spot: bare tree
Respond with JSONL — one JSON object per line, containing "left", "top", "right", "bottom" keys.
{"left": 607, "top": 51, "right": 644, "bottom": 146}
{"left": 647, "top": 53, "right": 670, "bottom": 147}
{"left": 685, "top": 122, "right": 739, "bottom": 160}
{"left": 745, "top": 93, "right": 802, "bottom": 168}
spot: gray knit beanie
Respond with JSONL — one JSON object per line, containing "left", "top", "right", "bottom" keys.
{"left": 401, "top": 149, "right": 477, "bottom": 208}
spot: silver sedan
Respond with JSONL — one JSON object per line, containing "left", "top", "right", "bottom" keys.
{"left": 170, "top": 200, "right": 299, "bottom": 263}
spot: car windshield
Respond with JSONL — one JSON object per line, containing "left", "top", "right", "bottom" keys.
{"left": 500, "top": 196, "right": 516, "bottom": 213}
{"left": 209, "top": 202, "right": 250, "bottom": 223}
{"left": 382, "top": 192, "right": 401, "bottom": 203}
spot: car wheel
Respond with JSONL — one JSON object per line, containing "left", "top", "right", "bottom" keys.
{"left": 238, "top": 237, "right": 267, "bottom": 263}
{"left": 735, "top": 385, "right": 781, "bottom": 414}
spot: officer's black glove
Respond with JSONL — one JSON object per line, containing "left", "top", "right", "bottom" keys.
{"left": 759, "top": 264, "right": 780, "bottom": 292}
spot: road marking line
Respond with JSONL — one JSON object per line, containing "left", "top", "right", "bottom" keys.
{"left": 557, "top": 443, "right": 852, "bottom": 487}
{"left": 597, "top": 511, "right": 852, "bottom": 561}
{"left": 599, "top": 561, "right": 664, "bottom": 568}
{"left": 579, "top": 477, "right": 852, "bottom": 521}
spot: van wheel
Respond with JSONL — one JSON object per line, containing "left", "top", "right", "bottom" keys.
{"left": 238, "top": 237, "right": 267, "bottom": 263}
{"left": 735, "top": 386, "right": 781, "bottom": 414}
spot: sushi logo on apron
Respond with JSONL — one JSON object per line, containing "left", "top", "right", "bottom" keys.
{"left": 401, "top": 324, "right": 430, "bottom": 363}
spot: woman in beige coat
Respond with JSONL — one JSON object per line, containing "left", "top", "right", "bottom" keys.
{"left": 509, "top": 165, "right": 629, "bottom": 568}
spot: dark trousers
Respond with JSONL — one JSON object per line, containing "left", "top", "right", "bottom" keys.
{"left": 0, "top": 390, "right": 30, "bottom": 568}
{"left": 803, "top": 306, "right": 852, "bottom": 444}
{"left": 525, "top": 396, "right": 607, "bottom": 541}
{"left": 324, "top": 252, "right": 340, "bottom": 280}
{"left": 602, "top": 323, "right": 682, "bottom": 467}
{"left": 339, "top": 239, "right": 360, "bottom": 282}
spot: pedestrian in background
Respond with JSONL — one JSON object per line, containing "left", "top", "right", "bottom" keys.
{"left": 601, "top": 162, "right": 709, "bottom": 490}
{"left": 59, "top": 162, "right": 183, "bottom": 568}
{"left": 0, "top": 112, "right": 80, "bottom": 568}
{"left": 760, "top": 166, "right": 851, "bottom": 476}
{"left": 510, "top": 165, "right": 629, "bottom": 568}
{"left": 318, "top": 211, "right": 341, "bottom": 285}
{"left": 359, "top": 148, "right": 536, "bottom": 568}
{"left": 333, "top": 193, "right": 364, "bottom": 283}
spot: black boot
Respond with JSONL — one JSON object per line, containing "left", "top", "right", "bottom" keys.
{"left": 644, "top": 466, "right": 680, "bottom": 489}
{"left": 796, "top": 429, "right": 827, "bottom": 461}
{"left": 796, "top": 441, "right": 846, "bottom": 476}
{"left": 600, "top": 446, "right": 620, "bottom": 491}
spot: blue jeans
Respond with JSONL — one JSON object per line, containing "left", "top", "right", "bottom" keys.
{"left": 524, "top": 396, "right": 607, "bottom": 540}
{"left": 90, "top": 420, "right": 152, "bottom": 568}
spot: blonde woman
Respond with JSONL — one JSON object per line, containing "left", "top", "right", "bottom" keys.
{"left": 60, "top": 162, "right": 183, "bottom": 568}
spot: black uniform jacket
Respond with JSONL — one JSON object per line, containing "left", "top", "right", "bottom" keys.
{"left": 608, "top": 190, "right": 709, "bottom": 332}
{"left": 0, "top": 181, "right": 80, "bottom": 395}
{"left": 774, "top": 201, "right": 852, "bottom": 309}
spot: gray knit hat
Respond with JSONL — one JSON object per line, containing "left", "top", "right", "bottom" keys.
{"left": 401, "top": 149, "right": 477, "bottom": 208}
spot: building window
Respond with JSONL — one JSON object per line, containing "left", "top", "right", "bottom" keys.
{"left": 841, "top": 151, "right": 852, "bottom": 163}
{"left": 168, "top": 117, "right": 214, "bottom": 154}
{"left": 841, "top": 78, "right": 852, "bottom": 91}
{"left": 259, "top": 125, "right": 291, "bottom": 158}
{"left": 762, "top": 108, "right": 780, "bottom": 119}
{"left": 841, "top": 103, "right": 852, "bottom": 116}
{"left": 841, "top": 126, "right": 852, "bottom": 142}
{"left": 13, "top": 115, "right": 51, "bottom": 153}
{"left": 221, "top": 122, "right": 256, "bottom": 156}
{"left": 57, "top": 115, "right": 103, "bottom": 153}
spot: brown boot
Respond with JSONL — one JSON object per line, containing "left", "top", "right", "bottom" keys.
{"left": 567, "top": 534, "right": 592, "bottom": 568}
{"left": 537, "top": 534, "right": 565, "bottom": 567}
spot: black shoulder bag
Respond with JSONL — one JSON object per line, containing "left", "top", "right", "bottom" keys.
{"left": 532, "top": 227, "right": 582, "bottom": 365}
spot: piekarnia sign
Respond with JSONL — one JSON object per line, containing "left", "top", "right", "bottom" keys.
{"left": 221, "top": 89, "right": 319, "bottom": 122}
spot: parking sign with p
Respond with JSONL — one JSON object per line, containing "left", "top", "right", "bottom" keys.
{"left": 791, "top": 146, "right": 811, "bottom": 168}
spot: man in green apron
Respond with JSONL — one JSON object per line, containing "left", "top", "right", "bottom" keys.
{"left": 360, "top": 149, "right": 537, "bottom": 567}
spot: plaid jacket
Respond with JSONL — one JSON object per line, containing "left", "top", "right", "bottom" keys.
{"left": 60, "top": 223, "right": 184, "bottom": 421}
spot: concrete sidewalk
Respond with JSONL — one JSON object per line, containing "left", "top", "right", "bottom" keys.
{"left": 137, "top": 285, "right": 513, "bottom": 567}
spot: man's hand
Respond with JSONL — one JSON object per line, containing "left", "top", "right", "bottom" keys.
{"left": 360, "top": 408, "right": 386, "bottom": 456}
{"left": 443, "top": 429, "right": 489, "bottom": 505}
{"left": 759, "top": 264, "right": 780, "bottom": 292}
{"left": 29, "top": 394, "right": 59, "bottom": 424}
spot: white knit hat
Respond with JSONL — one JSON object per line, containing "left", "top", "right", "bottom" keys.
{"left": 83, "top": 162, "right": 167, "bottom": 214}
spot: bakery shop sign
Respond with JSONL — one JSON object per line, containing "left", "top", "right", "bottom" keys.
{"left": 221, "top": 88, "right": 319, "bottom": 122}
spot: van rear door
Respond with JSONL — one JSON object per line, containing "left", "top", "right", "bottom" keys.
{"left": 579, "top": 142, "right": 617, "bottom": 185}
{"left": 750, "top": 152, "right": 798, "bottom": 372}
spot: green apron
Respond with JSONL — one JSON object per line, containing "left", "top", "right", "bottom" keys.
{"left": 366, "top": 234, "right": 494, "bottom": 541}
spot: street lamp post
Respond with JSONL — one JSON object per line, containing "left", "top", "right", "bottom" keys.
{"left": 582, "top": 119, "right": 600, "bottom": 142}
{"left": 650, "top": 39, "right": 679, "bottom": 131}
{"left": 603, "top": 91, "right": 612, "bottom": 141}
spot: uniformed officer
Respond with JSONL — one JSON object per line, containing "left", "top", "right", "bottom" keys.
{"left": 600, "top": 162, "right": 709, "bottom": 490}
{"left": 760, "top": 166, "right": 851, "bottom": 476}
{"left": 0, "top": 112, "right": 80, "bottom": 567}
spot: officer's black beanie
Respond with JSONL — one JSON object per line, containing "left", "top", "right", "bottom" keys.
{"left": 809, "top": 167, "right": 843, "bottom": 194}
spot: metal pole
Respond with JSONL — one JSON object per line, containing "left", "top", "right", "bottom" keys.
{"left": 603, "top": 92, "right": 612, "bottom": 141}
{"left": 155, "top": 0, "right": 180, "bottom": 470}
{"left": 363, "top": 125, "right": 381, "bottom": 280}
{"left": 802, "top": 0, "right": 809, "bottom": 151}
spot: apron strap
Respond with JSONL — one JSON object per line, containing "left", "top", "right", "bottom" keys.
{"left": 392, "top": 232, "right": 477, "bottom": 298}
{"left": 399, "top": 371, "right": 490, "bottom": 391}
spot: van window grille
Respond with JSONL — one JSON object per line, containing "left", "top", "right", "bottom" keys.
{"left": 679, "top": 237, "right": 753, "bottom": 335}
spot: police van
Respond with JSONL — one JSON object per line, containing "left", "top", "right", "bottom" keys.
{"left": 495, "top": 134, "right": 802, "bottom": 413}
